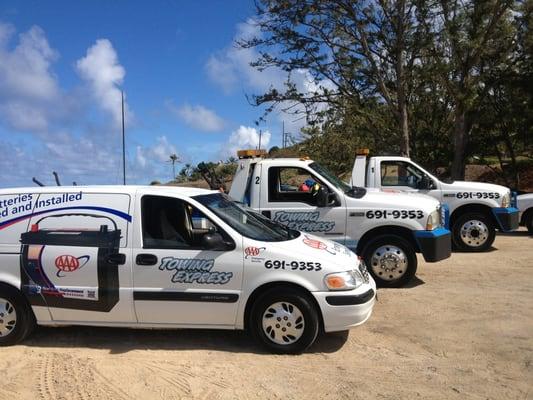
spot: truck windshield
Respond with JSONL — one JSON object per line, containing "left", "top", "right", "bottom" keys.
{"left": 193, "top": 193, "right": 300, "bottom": 242}
{"left": 309, "top": 162, "right": 366, "bottom": 198}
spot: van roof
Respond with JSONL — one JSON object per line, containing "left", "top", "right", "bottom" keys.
{"left": 0, "top": 185, "right": 217, "bottom": 198}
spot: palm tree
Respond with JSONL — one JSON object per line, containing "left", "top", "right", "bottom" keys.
{"left": 168, "top": 154, "right": 180, "bottom": 180}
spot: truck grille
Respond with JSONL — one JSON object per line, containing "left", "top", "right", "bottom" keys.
{"left": 358, "top": 262, "right": 370, "bottom": 283}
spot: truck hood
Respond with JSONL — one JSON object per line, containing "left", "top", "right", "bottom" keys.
{"left": 349, "top": 189, "right": 440, "bottom": 211}
{"left": 441, "top": 181, "right": 510, "bottom": 195}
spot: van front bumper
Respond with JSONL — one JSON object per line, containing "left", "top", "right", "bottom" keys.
{"left": 492, "top": 207, "right": 519, "bottom": 232}
{"left": 313, "top": 280, "right": 376, "bottom": 333}
{"left": 414, "top": 227, "right": 451, "bottom": 262}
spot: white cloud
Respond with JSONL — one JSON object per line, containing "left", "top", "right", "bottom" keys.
{"left": 224, "top": 125, "right": 271, "bottom": 157}
{"left": 0, "top": 132, "right": 185, "bottom": 188}
{"left": 206, "top": 19, "right": 286, "bottom": 95}
{"left": 0, "top": 22, "right": 61, "bottom": 132}
{"left": 76, "top": 39, "right": 132, "bottom": 127}
{"left": 167, "top": 102, "right": 225, "bottom": 132}
{"left": 134, "top": 136, "right": 181, "bottom": 180}
{"left": 0, "top": 23, "right": 174, "bottom": 187}
{"left": 206, "top": 19, "right": 335, "bottom": 137}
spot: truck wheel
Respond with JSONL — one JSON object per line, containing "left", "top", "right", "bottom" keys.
{"left": 362, "top": 235, "right": 417, "bottom": 288}
{"left": 452, "top": 212, "right": 495, "bottom": 251}
{"left": 524, "top": 210, "right": 533, "bottom": 234}
{"left": 249, "top": 288, "right": 319, "bottom": 354}
{"left": 0, "top": 285, "right": 35, "bottom": 346}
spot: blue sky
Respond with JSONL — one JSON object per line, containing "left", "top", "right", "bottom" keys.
{"left": 0, "top": 0, "right": 308, "bottom": 187}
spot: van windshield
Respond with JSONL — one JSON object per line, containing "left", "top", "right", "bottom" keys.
{"left": 193, "top": 193, "right": 300, "bottom": 242}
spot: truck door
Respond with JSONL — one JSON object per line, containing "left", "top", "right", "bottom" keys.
{"left": 132, "top": 194, "right": 243, "bottom": 326}
{"left": 260, "top": 166, "right": 347, "bottom": 244}
{"left": 21, "top": 191, "right": 135, "bottom": 323}
{"left": 378, "top": 160, "right": 441, "bottom": 200}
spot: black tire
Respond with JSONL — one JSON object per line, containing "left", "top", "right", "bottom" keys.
{"left": 361, "top": 235, "right": 417, "bottom": 288}
{"left": 249, "top": 288, "right": 320, "bottom": 354}
{"left": 524, "top": 210, "right": 533, "bottom": 234}
{"left": 0, "top": 284, "right": 35, "bottom": 346}
{"left": 452, "top": 212, "right": 495, "bottom": 252}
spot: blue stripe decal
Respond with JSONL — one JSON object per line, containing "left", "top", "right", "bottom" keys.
{"left": 414, "top": 227, "right": 450, "bottom": 239}
{"left": 492, "top": 207, "right": 519, "bottom": 215}
{"left": 0, "top": 206, "right": 132, "bottom": 230}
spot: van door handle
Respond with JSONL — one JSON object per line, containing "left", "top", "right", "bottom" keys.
{"left": 106, "top": 253, "right": 126, "bottom": 265}
{"left": 136, "top": 254, "right": 158, "bottom": 266}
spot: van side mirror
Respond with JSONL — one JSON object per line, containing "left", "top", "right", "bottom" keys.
{"left": 202, "top": 232, "right": 233, "bottom": 251}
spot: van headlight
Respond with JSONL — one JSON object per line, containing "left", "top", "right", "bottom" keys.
{"left": 426, "top": 209, "right": 440, "bottom": 230}
{"left": 324, "top": 270, "right": 363, "bottom": 291}
{"left": 501, "top": 192, "right": 510, "bottom": 208}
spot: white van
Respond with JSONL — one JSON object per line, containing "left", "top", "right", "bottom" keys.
{"left": 0, "top": 186, "right": 375, "bottom": 353}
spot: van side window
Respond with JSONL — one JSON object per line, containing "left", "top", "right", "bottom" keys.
{"left": 268, "top": 167, "right": 322, "bottom": 206}
{"left": 141, "top": 195, "right": 218, "bottom": 249}
{"left": 381, "top": 161, "right": 423, "bottom": 189}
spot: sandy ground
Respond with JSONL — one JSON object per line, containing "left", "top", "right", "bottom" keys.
{"left": 1, "top": 230, "right": 532, "bottom": 400}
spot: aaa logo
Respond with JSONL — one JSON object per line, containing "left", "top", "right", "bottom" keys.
{"left": 54, "top": 255, "right": 90, "bottom": 277}
{"left": 244, "top": 246, "right": 266, "bottom": 258}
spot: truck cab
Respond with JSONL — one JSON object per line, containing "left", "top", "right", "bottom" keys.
{"left": 229, "top": 150, "right": 452, "bottom": 288}
{"left": 351, "top": 151, "right": 520, "bottom": 251}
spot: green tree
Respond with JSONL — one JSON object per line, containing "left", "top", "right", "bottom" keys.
{"left": 420, "top": 0, "right": 516, "bottom": 179}
{"left": 240, "top": 0, "right": 430, "bottom": 156}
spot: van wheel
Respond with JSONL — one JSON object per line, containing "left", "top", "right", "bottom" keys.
{"left": 0, "top": 285, "right": 35, "bottom": 346}
{"left": 452, "top": 212, "right": 495, "bottom": 251}
{"left": 362, "top": 235, "right": 417, "bottom": 288}
{"left": 249, "top": 288, "right": 319, "bottom": 354}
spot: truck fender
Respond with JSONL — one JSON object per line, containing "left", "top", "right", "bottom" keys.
{"left": 450, "top": 204, "right": 495, "bottom": 227}
{"left": 356, "top": 225, "right": 419, "bottom": 255}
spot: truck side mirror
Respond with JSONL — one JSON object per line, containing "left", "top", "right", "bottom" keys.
{"left": 202, "top": 232, "right": 233, "bottom": 251}
{"left": 418, "top": 175, "right": 434, "bottom": 190}
{"left": 316, "top": 186, "right": 329, "bottom": 207}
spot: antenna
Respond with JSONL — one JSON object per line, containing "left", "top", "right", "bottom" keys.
{"left": 121, "top": 90, "right": 126, "bottom": 185}
{"left": 32, "top": 178, "right": 45, "bottom": 187}
{"left": 52, "top": 171, "right": 61, "bottom": 186}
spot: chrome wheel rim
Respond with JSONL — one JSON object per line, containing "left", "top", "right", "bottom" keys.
{"left": 370, "top": 245, "right": 408, "bottom": 281}
{"left": 460, "top": 220, "right": 489, "bottom": 247}
{"left": 0, "top": 298, "right": 17, "bottom": 338}
{"left": 262, "top": 302, "right": 304, "bottom": 345}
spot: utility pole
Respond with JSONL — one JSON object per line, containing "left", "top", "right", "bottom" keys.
{"left": 258, "top": 129, "right": 262, "bottom": 150}
{"left": 121, "top": 91, "right": 126, "bottom": 185}
{"left": 282, "top": 121, "right": 292, "bottom": 148}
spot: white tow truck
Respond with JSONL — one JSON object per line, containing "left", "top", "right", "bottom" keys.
{"left": 229, "top": 150, "right": 452, "bottom": 288}
{"left": 350, "top": 150, "right": 520, "bottom": 251}
{"left": 517, "top": 193, "right": 533, "bottom": 233}
{"left": 0, "top": 185, "right": 377, "bottom": 353}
